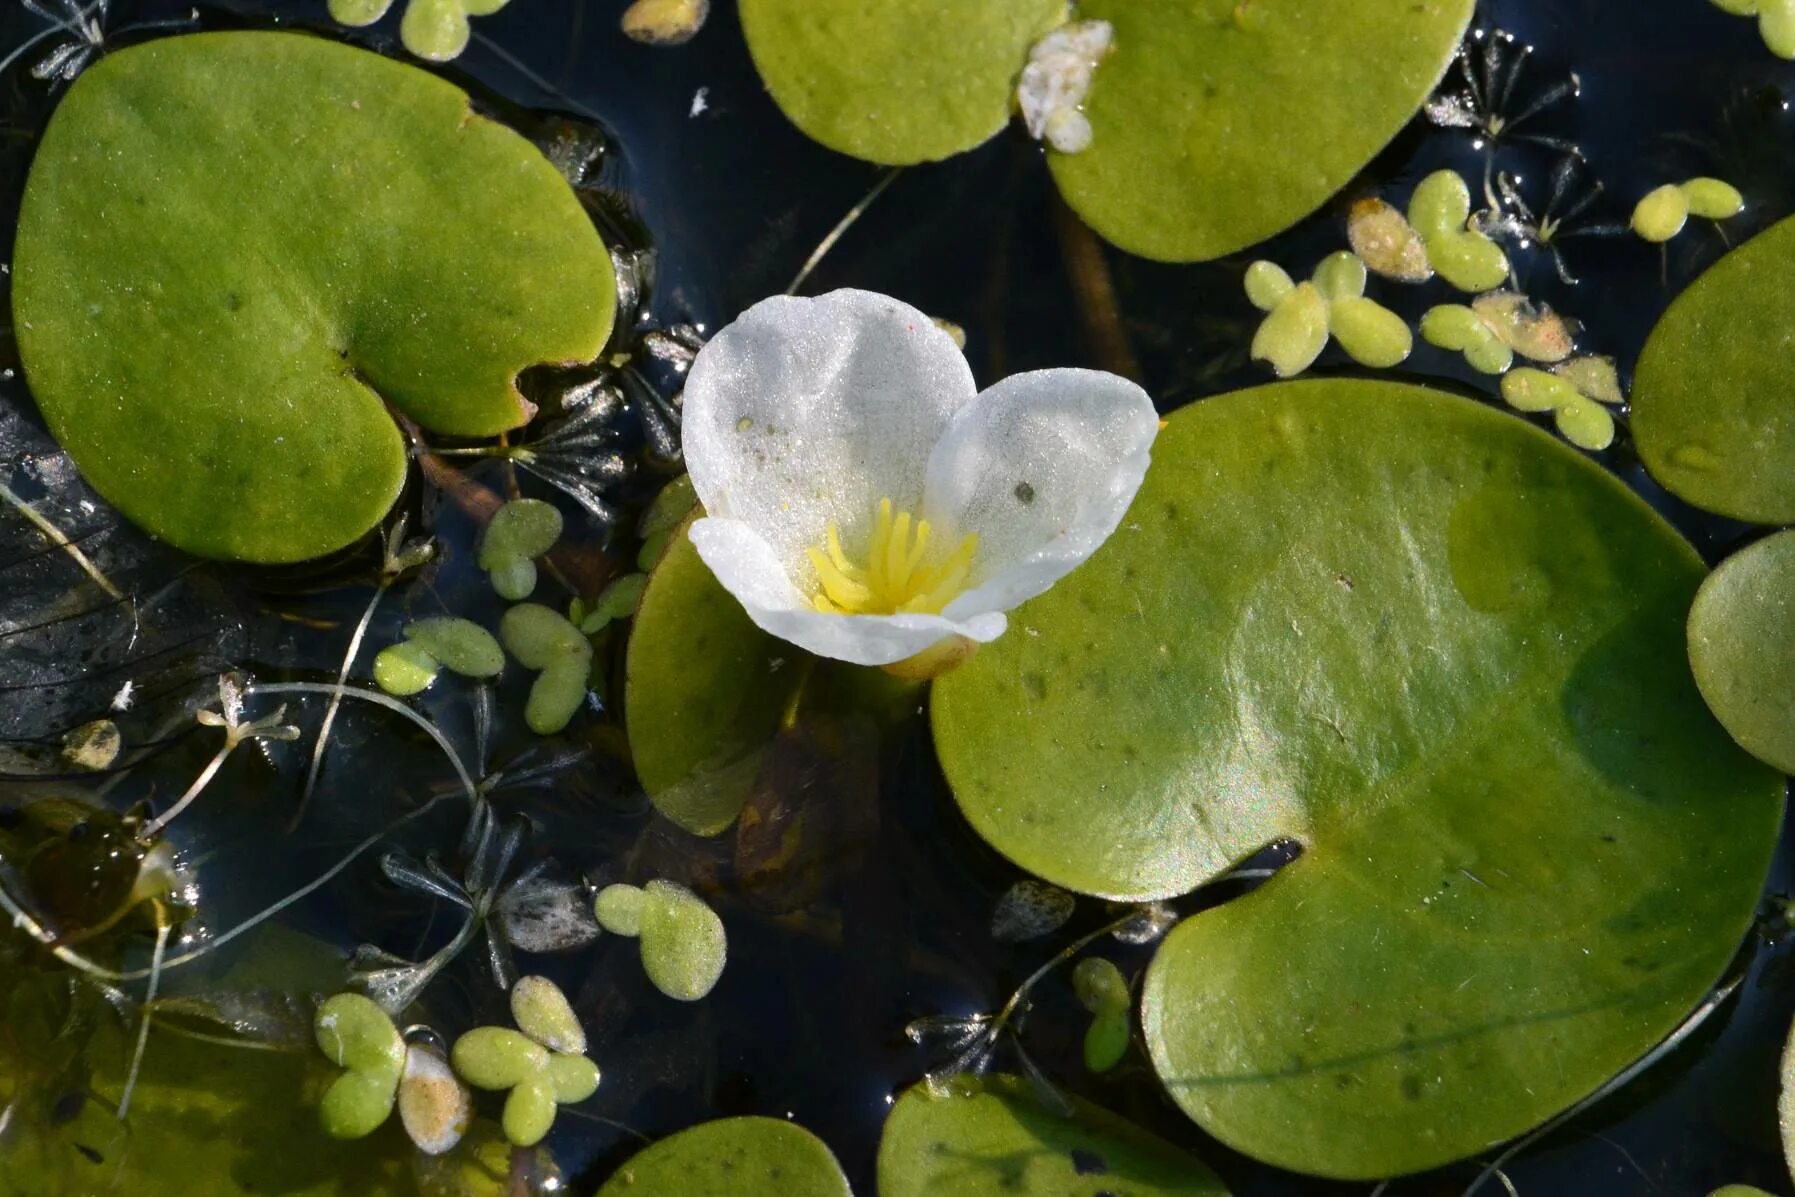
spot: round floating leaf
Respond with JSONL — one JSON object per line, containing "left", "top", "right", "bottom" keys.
{"left": 1633, "top": 213, "right": 1795, "bottom": 523}
{"left": 876, "top": 1075, "right": 1227, "bottom": 1197}
{"left": 1688, "top": 529, "right": 1795, "bottom": 774}
{"left": 12, "top": 32, "right": 615, "bottom": 562}
{"left": 933, "top": 380, "right": 1782, "bottom": 1177}
{"left": 597, "top": 1116, "right": 852, "bottom": 1197}
{"left": 1048, "top": 0, "right": 1473, "bottom": 262}
{"left": 738, "top": 0, "right": 1065, "bottom": 165}
{"left": 626, "top": 520, "right": 797, "bottom": 836}
{"left": 639, "top": 879, "right": 727, "bottom": 1001}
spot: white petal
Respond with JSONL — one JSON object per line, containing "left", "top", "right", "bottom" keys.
{"left": 922, "top": 368, "right": 1156, "bottom": 619}
{"left": 681, "top": 289, "right": 977, "bottom": 577}
{"left": 689, "top": 518, "right": 1006, "bottom": 666}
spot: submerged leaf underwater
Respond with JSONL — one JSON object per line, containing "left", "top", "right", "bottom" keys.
{"left": 2, "top": 0, "right": 1795, "bottom": 1195}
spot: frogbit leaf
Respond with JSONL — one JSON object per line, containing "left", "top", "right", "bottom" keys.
{"left": 12, "top": 32, "right": 616, "bottom": 562}
{"left": 596, "top": 1117, "right": 852, "bottom": 1197}
{"left": 1633, "top": 212, "right": 1795, "bottom": 523}
{"left": 933, "top": 379, "right": 1782, "bottom": 1177}
{"left": 1687, "top": 529, "right": 1795, "bottom": 774}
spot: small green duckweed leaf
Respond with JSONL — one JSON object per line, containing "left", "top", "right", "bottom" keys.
{"left": 1073, "top": 957, "right": 1130, "bottom": 1011}
{"left": 1312, "top": 251, "right": 1367, "bottom": 302}
{"left": 1710, "top": 0, "right": 1759, "bottom": 12}
{"left": 626, "top": 521, "right": 798, "bottom": 835}
{"left": 374, "top": 642, "right": 441, "bottom": 696}
{"left": 321, "top": 1067, "right": 403, "bottom": 1141}
{"left": 1249, "top": 281, "right": 1330, "bottom": 378}
{"left": 405, "top": 617, "right": 505, "bottom": 679}
{"left": 481, "top": 500, "right": 564, "bottom": 571}
{"left": 640, "top": 879, "right": 728, "bottom": 1002}
{"left": 1049, "top": 0, "right": 1474, "bottom": 262}
{"left": 576, "top": 573, "right": 650, "bottom": 634}
{"left": 510, "top": 976, "right": 586, "bottom": 1056}
{"left": 1633, "top": 183, "right": 1692, "bottom": 242}
{"left": 451, "top": 1027, "right": 551, "bottom": 1091}
{"left": 315, "top": 993, "right": 405, "bottom": 1074}
{"left": 877, "top": 1074, "right": 1227, "bottom": 1197}
{"left": 500, "top": 604, "right": 590, "bottom": 670}
{"left": 1683, "top": 176, "right": 1746, "bottom": 219}
{"left": 1083, "top": 1008, "right": 1131, "bottom": 1073}
{"left": 490, "top": 559, "right": 538, "bottom": 602}
{"left": 1709, "top": 1188, "right": 1778, "bottom": 1197}
{"left": 1347, "top": 197, "right": 1432, "bottom": 283}
{"left": 1552, "top": 355, "right": 1625, "bottom": 406}
{"left": 594, "top": 883, "right": 645, "bottom": 936}
{"left": 1409, "top": 170, "right": 1511, "bottom": 292}
{"left": 1501, "top": 367, "right": 1581, "bottom": 413}
{"left": 637, "top": 475, "right": 699, "bottom": 569}
{"left": 1328, "top": 296, "right": 1413, "bottom": 368}
{"left": 1688, "top": 529, "right": 1795, "bottom": 774}
{"left": 502, "top": 1072, "right": 560, "bottom": 1148}
{"left": 398, "top": 1042, "right": 473, "bottom": 1156}
{"left": 1633, "top": 213, "right": 1795, "bottom": 522}
{"left": 527, "top": 656, "right": 592, "bottom": 735}
{"left": 1243, "top": 261, "right": 1296, "bottom": 311}
{"left": 1764, "top": 3, "right": 1795, "bottom": 57}
{"left": 596, "top": 1116, "right": 852, "bottom": 1197}
{"left": 548, "top": 1052, "right": 602, "bottom": 1104}
{"left": 1420, "top": 304, "right": 1514, "bottom": 375}
{"left": 12, "top": 33, "right": 614, "bottom": 562}
{"left": 328, "top": 0, "right": 391, "bottom": 24}
{"left": 1553, "top": 395, "right": 1617, "bottom": 451}
{"left": 933, "top": 380, "right": 1782, "bottom": 1176}
{"left": 1470, "top": 291, "right": 1577, "bottom": 363}
{"left": 738, "top": 0, "right": 1066, "bottom": 165}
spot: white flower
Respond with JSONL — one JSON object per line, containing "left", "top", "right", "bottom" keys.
{"left": 681, "top": 289, "right": 1157, "bottom": 669}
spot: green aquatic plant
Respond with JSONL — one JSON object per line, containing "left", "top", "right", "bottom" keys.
{"left": 499, "top": 603, "right": 593, "bottom": 734}
{"left": 740, "top": 0, "right": 1472, "bottom": 261}
{"left": 593, "top": 880, "right": 727, "bottom": 1001}
{"left": 313, "top": 992, "right": 407, "bottom": 1140}
{"left": 932, "top": 380, "right": 1782, "bottom": 1176}
{"left": 1632, "top": 212, "right": 1795, "bottom": 522}
{"left": 1425, "top": 27, "right": 1582, "bottom": 195}
{"left": 1245, "top": 254, "right": 1412, "bottom": 377}
{"left": 1422, "top": 289, "right": 1578, "bottom": 374}
{"left": 1632, "top": 177, "right": 1745, "bottom": 242}
{"left": 1071, "top": 957, "right": 1130, "bottom": 1073}
{"left": 1477, "top": 156, "right": 1627, "bottom": 285}
{"left": 1708, "top": 0, "right": 1795, "bottom": 59}
{"left": 1499, "top": 366, "right": 1619, "bottom": 450}
{"left": 139, "top": 674, "right": 300, "bottom": 841}
{"left": 451, "top": 975, "right": 598, "bottom": 1147}
{"left": 11, "top": 31, "right": 616, "bottom": 563}
{"left": 596, "top": 1116, "right": 852, "bottom": 1197}
{"left": 479, "top": 498, "right": 564, "bottom": 601}
{"left": 329, "top": 0, "right": 512, "bottom": 62}
{"left": 1687, "top": 529, "right": 1795, "bottom": 773}
{"left": 569, "top": 573, "right": 648, "bottom": 635}
{"left": 373, "top": 617, "right": 506, "bottom": 697}
{"left": 1409, "top": 169, "right": 1513, "bottom": 291}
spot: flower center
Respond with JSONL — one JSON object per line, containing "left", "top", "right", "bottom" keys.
{"left": 806, "top": 498, "right": 978, "bottom": 616}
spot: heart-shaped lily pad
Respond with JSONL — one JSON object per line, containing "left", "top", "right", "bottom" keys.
{"left": 1688, "top": 529, "right": 1795, "bottom": 774}
{"left": 876, "top": 1074, "right": 1227, "bottom": 1197}
{"left": 1048, "top": 0, "right": 1473, "bottom": 261}
{"left": 626, "top": 516, "right": 795, "bottom": 835}
{"left": 596, "top": 1116, "right": 852, "bottom": 1196}
{"left": 1633, "top": 213, "right": 1795, "bottom": 523}
{"left": 12, "top": 31, "right": 616, "bottom": 562}
{"left": 737, "top": 0, "right": 1066, "bottom": 165}
{"left": 933, "top": 380, "right": 1782, "bottom": 1177}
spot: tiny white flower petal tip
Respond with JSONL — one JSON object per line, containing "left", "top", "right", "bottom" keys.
{"left": 681, "top": 288, "right": 1158, "bottom": 670}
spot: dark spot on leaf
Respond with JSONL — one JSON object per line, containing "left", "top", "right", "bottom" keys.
{"left": 1014, "top": 481, "right": 1035, "bottom": 504}
{"left": 75, "top": 1144, "right": 104, "bottom": 1165}
{"left": 50, "top": 1091, "right": 86, "bottom": 1124}
{"left": 1071, "top": 1148, "right": 1107, "bottom": 1175}
{"left": 225, "top": 292, "right": 243, "bottom": 312}
{"left": 1022, "top": 672, "right": 1047, "bottom": 701}
{"left": 1401, "top": 1074, "right": 1424, "bottom": 1100}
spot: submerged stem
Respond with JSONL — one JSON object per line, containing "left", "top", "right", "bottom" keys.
{"left": 116, "top": 917, "right": 169, "bottom": 1121}
{"left": 291, "top": 580, "right": 390, "bottom": 832}
{"left": 138, "top": 738, "right": 234, "bottom": 841}
{"left": 785, "top": 168, "right": 903, "bottom": 296}
{"left": 0, "top": 479, "right": 126, "bottom": 601}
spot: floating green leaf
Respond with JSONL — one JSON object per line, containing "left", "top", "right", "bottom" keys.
{"left": 876, "top": 1074, "right": 1227, "bottom": 1197}
{"left": 640, "top": 880, "right": 729, "bottom": 1001}
{"left": 1408, "top": 170, "right": 1511, "bottom": 291}
{"left": 404, "top": 618, "right": 505, "bottom": 679}
{"left": 12, "top": 32, "right": 615, "bottom": 563}
{"left": 737, "top": 0, "right": 1065, "bottom": 165}
{"left": 933, "top": 379, "right": 1782, "bottom": 1177}
{"left": 1687, "top": 529, "right": 1795, "bottom": 774}
{"left": 1049, "top": 0, "right": 1473, "bottom": 262}
{"left": 1633, "top": 213, "right": 1795, "bottom": 523}
{"left": 596, "top": 1116, "right": 852, "bottom": 1197}
{"left": 626, "top": 520, "right": 796, "bottom": 835}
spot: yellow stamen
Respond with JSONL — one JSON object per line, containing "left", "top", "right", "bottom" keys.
{"left": 806, "top": 497, "right": 977, "bottom": 616}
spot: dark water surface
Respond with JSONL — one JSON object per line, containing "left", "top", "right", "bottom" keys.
{"left": 2, "top": 1, "right": 1794, "bottom": 1194}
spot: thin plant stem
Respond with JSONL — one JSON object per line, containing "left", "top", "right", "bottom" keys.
{"left": 138, "top": 737, "right": 233, "bottom": 841}
{"left": 0, "top": 479, "right": 125, "bottom": 600}
{"left": 785, "top": 169, "right": 903, "bottom": 296}
{"left": 116, "top": 918, "right": 169, "bottom": 1120}
{"left": 1049, "top": 193, "right": 1143, "bottom": 383}
{"left": 249, "top": 682, "right": 479, "bottom": 805}
{"left": 291, "top": 582, "right": 390, "bottom": 832}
